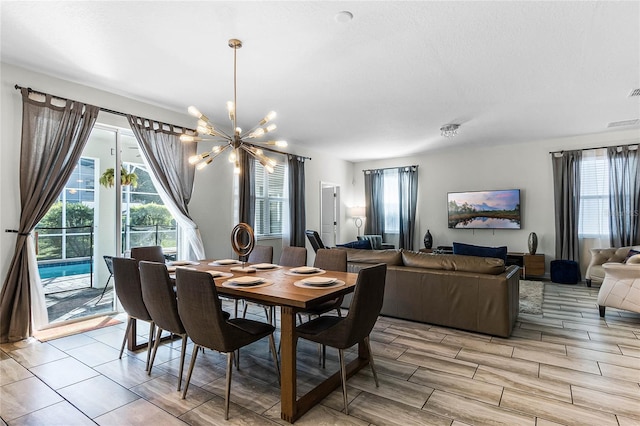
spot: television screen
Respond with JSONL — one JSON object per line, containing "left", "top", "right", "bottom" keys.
{"left": 447, "top": 189, "right": 521, "bottom": 229}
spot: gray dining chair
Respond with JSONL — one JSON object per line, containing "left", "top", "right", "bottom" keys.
{"left": 112, "top": 257, "right": 155, "bottom": 371}
{"left": 175, "top": 268, "right": 280, "bottom": 420}
{"left": 248, "top": 245, "right": 274, "bottom": 263}
{"left": 139, "top": 261, "right": 188, "bottom": 391}
{"left": 131, "top": 245, "right": 165, "bottom": 263}
{"left": 279, "top": 246, "right": 307, "bottom": 267}
{"left": 296, "top": 263, "right": 387, "bottom": 415}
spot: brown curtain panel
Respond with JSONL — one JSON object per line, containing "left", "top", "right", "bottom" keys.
{"left": 127, "top": 116, "right": 204, "bottom": 259}
{"left": 607, "top": 145, "right": 640, "bottom": 246}
{"left": 287, "top": 155, "right": 306, "bottom": 247}
{"left": 0, "top": 89, "right": 98, "bottom": 342}
{"left": 552, "top": 150, "right": 582, "bottom": 262}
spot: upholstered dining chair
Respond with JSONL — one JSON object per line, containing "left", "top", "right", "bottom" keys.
{"left": 248, "top": 245, "right": 274, "bottom": 263}
{"left": 175, "top": 268, "right": 280, "bottom": 420}
{"left": 243, "top": 245, "right": 275, "bottom": 321}
{"left": 279, "top": 246, "right": 307, "bottom": 267}
{"left": 112, "top": 257, "right": 155, "bottom": 371}
{"left": 305, "top": 230, "right": 326, "bottom": 253}
{"left": 138, "top": 261, "right": 188, "bottom": 391}
{"left": 296, "top": 263, "right": 387, "bottom": 415}
{"left": 131, "top": 245, "right": 166, "bottom": 263}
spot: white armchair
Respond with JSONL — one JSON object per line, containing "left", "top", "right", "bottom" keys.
{"left": 597, "top": 256, "right": 640, "bottom": 317}
{"left": 585, "top": 246, "right": 639, "bottom": 287}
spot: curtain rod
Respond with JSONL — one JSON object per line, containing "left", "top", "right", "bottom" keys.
{"left": 14, "top": 84, "right": 311, "bottom": 160}
{"left": 15, "top": 84, "right": 197, "bottom": 132}
{"left": 549, "top": 143, "right": 638, "bottom": 155}
{"left": 363, "top": 165, "right": 419, "bottom": 172}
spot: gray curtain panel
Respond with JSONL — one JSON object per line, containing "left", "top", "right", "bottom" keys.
{"left": 607, "top": 145, "right": 640, "bottom": 246}
{"left": 364, "top": 169, "right": 385, "bottom": 235}
{"left": 552, "top": 150, "right": 582, "bottom": 261}
{"left": 287, "top": 155, "right": 306, "bottom": 247}
{"left": 127, "top": 116, "right": 205, "bottom": 259}
{"left": 238, "top": 148, "right": 255, "bottom": 228}
{"left": 0, "top": 89, "right": 98, "bottom": 343}
{"left": 398, "top": 166, "right": 419, "bottom": 250}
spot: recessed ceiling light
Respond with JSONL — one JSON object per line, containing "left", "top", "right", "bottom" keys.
{"left": 335, "top": 11, "right": 353, "bottom": 23}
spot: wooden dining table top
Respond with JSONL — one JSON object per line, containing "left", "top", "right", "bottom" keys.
{"left": 174, "top": 260, "right": 358, "bottom": 310}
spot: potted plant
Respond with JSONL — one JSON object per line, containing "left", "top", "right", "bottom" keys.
{"left": 99, "top": 167, "right": 138, "bottom": 188}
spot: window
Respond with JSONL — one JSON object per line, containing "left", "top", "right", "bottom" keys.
{"left": 383, "top": 169, "right": 399, "bottom": 233}
{"left": 254, "top": 159, "right": 286, "bottom": 237}
{"left": 579, "top": 149, "right": 610, "bottom": 238}
{"left": 36, "top": 157, "right": 96, "bottom": 261}
{"left": 121, "top": 162, "right": 177, "bottom": 252}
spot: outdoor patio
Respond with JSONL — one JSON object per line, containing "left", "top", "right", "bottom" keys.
{"left": 42, "top": 274, "right": 115, "bottom": 323}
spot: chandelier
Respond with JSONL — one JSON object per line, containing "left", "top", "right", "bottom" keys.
{"left": 181, "top": 39, "right": 287, "bottom": 174}
{"left": 440, "top": 123, "right": 460, "bottom": 138}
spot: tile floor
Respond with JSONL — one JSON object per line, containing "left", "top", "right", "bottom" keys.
{"left": 1, "top": 282, "right": 639, "bottom": 425}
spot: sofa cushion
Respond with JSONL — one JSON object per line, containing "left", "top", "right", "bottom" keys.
{"left": 336, "top": 239, "right": 372, "bottom": 250}
{"left": 624, "top": 249, "right": 640, "bottom": 263}
{"left": 401, "top": 251, "right": 506, "bottom": 275}
{"left": 627, "top": 254, "right": 640, "bottom": 264}
{"left": 453, "top": 242, "right": 508, "bottom": 262}
{"left": 341, "top": 248, "right": 403, "bottom": 265}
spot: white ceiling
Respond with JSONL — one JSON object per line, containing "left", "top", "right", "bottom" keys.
{"left": 2, "top": 1, "right": 639, "bottom": 162}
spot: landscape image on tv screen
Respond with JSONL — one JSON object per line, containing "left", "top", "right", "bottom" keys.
{"left": 447, "top": 189, "right": 521, "bottom": 229}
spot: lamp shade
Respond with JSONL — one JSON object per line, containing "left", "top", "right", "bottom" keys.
{"left": 349, "top": 206, "right": 366, "bottom": 218}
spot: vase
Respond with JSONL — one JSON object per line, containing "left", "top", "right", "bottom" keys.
{"left": 423, "top": 230, "right": 433, "bottom": 249}
{"left": 528, "top": 232, "right": 538, "bottom": 255}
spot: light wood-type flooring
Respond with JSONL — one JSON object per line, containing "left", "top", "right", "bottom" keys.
{"left": 1, "top": 282, "right": 639, "bottom": 425}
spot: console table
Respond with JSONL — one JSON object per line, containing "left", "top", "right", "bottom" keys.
{"left": 507, "top": 252, "right": 545, "bottom": 278}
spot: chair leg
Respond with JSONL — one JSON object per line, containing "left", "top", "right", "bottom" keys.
{"left": 322, "top": 345, "right": 327, "bottom": 369}
{"left": 146, "top": 321, "right": 155, "bottom": 371}
{"left": 242, "top": 302, "right": 249, "bottom": 318}
{"left": 182, "top": 344, "right": 200, "bottom": 400}
{"left": 586, "top": 279, "right": 592, "bottom": 287}
{"left": 268, "top": 334, "right": 280, "bottom": 385}
{"left": 234, "top": 299, "right": 239, "bottom": 317}
{"left": 119, "top": 317, "right": 133, "bottom": 359}
{"left": 177, "top": 334, "right": 187, "bottom": 391}
{"left": 147, "top": 327, "right": 163, "bottom": 375}
{"left": 336, "top": 307, "right": 342, "bottom": 317}
{"left": 338, "top": 349, "right": 349, "bottom": 415}
{"left": 225, "top": 351, "right": 234, "bottom": 420}
{"left": 365, "top": 336, "right": 379, "bottom": 387}
{"left": 599, "top": 305, "right": 606, "bottom": 317}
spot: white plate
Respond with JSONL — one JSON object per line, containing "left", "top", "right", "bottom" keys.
{"left": 228, "top": 276, "right": 264, "bottom": 285}
{"left": 302, "top": 276, "right": 337, "bottom": 286}
{"left": 252, "top": 263, "right": 280, "bottom": 270}
{"left": 211, "top": 259, "right": 241, "bottom": 265}
{"left": 166, "top": 266, "right": 177, "bottom": 273}
{"left": 294, "top": 280, "right": 345, "bottom": 290}
{"left": 290, "top": 266, "right": 320, "bottom": 274}
{"left": 170, "top": 260, "right": 199, "bottom": 266}
{"left": 207, "top": 271, "right": 233, "bottom": 279}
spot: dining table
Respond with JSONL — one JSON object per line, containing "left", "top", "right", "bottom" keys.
{"left": 178, "top": 259, "right": 369, "bottom": 423}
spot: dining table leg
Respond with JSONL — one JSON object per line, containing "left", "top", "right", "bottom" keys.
{"left": 280, "top": 306, "right": 297, "bottom": 422}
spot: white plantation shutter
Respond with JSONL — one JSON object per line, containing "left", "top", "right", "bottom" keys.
{"left": 254, "top": 158, "right": 286, "bottom": 237}
{"left": 579, "top": 149, "right": 610, "bottom": 238}
{"left": 383, "top": 169, "right": 399, "bottom": 233}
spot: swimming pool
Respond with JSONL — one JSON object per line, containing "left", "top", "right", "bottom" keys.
{"left": 38, "top": 259, "right": 92, "bottom": 279}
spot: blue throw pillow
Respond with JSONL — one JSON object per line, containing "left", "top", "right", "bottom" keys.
{"left": 452, "top": 242, "right": 508, "bottom": 262}
{"left": 337, "top": 239, "right": 372, "bottom": 250}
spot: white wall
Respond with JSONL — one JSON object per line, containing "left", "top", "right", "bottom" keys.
{"left": 0, "top": 63, "right": 355, "bottom": 286}
{"left": 353, "top": 129, "right": 639, "bottom": 277}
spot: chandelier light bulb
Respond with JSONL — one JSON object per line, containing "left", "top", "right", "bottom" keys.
{"left": 234, "top": 160, "right": 241, "bottom": 175}
{"left": 228, "top": 150, "right": 237, "bottom": 163}
{"left": 249, "top": 128, "right": 265, "bottom": 138}
{"left": 188, "top": 105, "right": 202, "bottom": 118}
{"left": 188, "top": 154, "right": 201, "bottom": 165}
{"left": 180, "top": 135, "right": 201, "bottom": 143}
{"left": 212, "top": 146, "right": 222, "bottom": 154}
{"left": 227, "top": 101, "right": 235, "bottom": 121}
{"left": 275, "top": 140, "right": 287, "bottom": 147}
{"left": 235, "top": 127, "right": 242, "bottom": 135}
{"left": 265, "top": 124, "right": 277, "bottom": 133}
{"left": 259, "top": 111, "right": 276, "bottom": 125}
{"left": 196, "top": 158, "right": 212, "bottom": 170}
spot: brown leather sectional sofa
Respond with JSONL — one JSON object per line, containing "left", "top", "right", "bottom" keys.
{"left": 338, "top": 248, "right": 520, "bottom": 337}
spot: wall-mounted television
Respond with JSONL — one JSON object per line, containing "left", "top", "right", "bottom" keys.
{"left": 447, "top": 189, "right": 521, "bottom": 229}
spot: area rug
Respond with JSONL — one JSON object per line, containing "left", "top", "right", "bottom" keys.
{"left": 519, "top": 280, "right": 544, "bottom": 315}
{"left": 34, "top": 315, "right": 122, "bottom": 342}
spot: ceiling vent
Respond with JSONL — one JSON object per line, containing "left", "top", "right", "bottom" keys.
{"left": 629, "top": 88, "right": 640, "bottom": 97}
{"left": 607, "top": 119, "right": 640, "bottom": 128}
